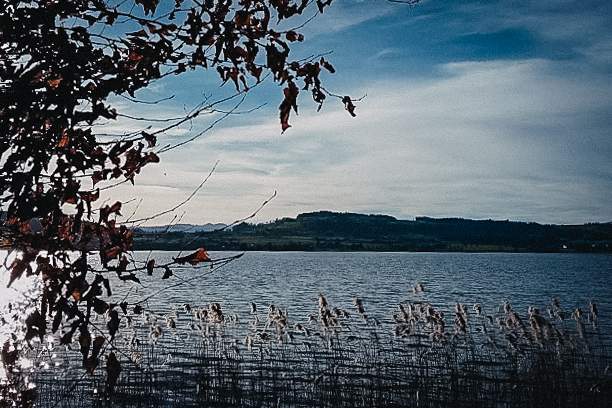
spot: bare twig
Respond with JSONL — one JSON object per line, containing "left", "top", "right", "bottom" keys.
{"left": 132, "top": 253, "right": 243, "bottom": 305}
{"left": 118, "top": 94, "right": 176, "bottom": 105}
{"left": 121, "top": 160, "right": 220, "bottom": 225}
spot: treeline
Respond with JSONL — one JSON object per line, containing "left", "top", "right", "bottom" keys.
{"left": 133, "top": 211, "right": 612, "bottom": 253}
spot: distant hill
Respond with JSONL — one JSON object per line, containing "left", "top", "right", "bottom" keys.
{"left": 133, "top": 211, "right": 612, "bottom": 253}
{"left": 134, "top": 223, "right": 227, "bottom": 234}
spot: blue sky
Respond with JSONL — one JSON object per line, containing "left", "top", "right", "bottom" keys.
{"left": 106, "top": 0, "right": 612, "bottom": 225}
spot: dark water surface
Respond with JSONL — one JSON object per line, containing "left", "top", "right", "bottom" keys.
{"left": 6, "top": 251, "right": 610, "bottom": 407}
{"left": 123, "top": 251, "right": 612, "bottom": 327}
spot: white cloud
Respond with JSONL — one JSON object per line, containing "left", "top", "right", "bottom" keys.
{"left": 295, "top": 0, "right": 397, "bottom": 37}
{"left": 105, "top": 59, "right": 612, "bottom": 225}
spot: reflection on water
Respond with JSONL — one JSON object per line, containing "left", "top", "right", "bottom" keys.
{"left": 3, "top": 250, "right": 611, "bottom": 340}
{"left": 0, "top": 250, "right": 41, "bottom": 382}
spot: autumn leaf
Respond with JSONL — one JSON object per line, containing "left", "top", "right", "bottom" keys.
{"left": 316, "top": 0, "right": 333, "bottom": 13}
{"left": 161, "top": 266, "right": 173, "bottom": 279}
{"left": 79, "top": 189, "right": 100, "bottom": 203}
{"left": 79, "top": 331, "right": 91, "bottom": 360}
{"left": 109, "top": 201, "right": 122, "bottom": 216}
{"left": 84, "top": 356, "right": 99, "bottom": 375}
{"left": 92, "top": 170, "right": 107, "bottom": 186}
{"left": 8, "top": 252, "right": 36, "bottom": 287}
{"left": 127, "top": 29, "right": 148, "bottom": 38}
{"left": 135, "top": 0, "right": 159, "bottom": 15}
{"left": 18, "top": 221, "right": 31, "bottom": 235}
{"left": 106, "top": 352, "right": 121, "bottom": 394}
{"left": 102, "top": 278, "right": 112, "bottom": 297}
{"left": 285, "top": 31, "right": 304, "bottom": 42}
{"left": 117, "top": 255, "right": 129, "bottom": 272}
{"left": 60, "top": 331, "right": 74, "bottom": 345}
{"left": 57, "top": 130, "right": 69, "bottom": 148}
{"left": 142, "top": 131, "right": 157, "bottom": 148}
{"left": 128, "top": 49, "right": 144, "bottom": 62}
{"left": 146, "top": 259, "right": 155, "bottom": 275}
{"left": 104, "top": 246, "right": 122, "bottom": 260}
{"left": 280, "top": 106, "right": 291, "bottom": 132}
{"left": 119, "top": 302, "right": 128, "bottom": 315}
{"left": 146, "top": 152, "right": 160, "bottom": 163}
{"left": 107, "top": 309, "right": 120, "bottom": 339}
{"left": 93, "top": 298, "right": 109, "bottom": 314}
{"left": 279, "top": 81, "right": 299, "bottom": 132}
{"left": 320, "top": 58, "right": 335, "bottom": 73}
{"left": 47, "top": 77, "right": 62, "bottom": 89}
{"left": 24, "top": 310, "right": 46, "bottom": 342}
{"left": 174, "top": 248, "right": 211, "bottom": 266}
{"left": 91, "top": 336, "right": 105, "bottom": 359}
{"left": 119, "top": 273, "right": 140, "bottom": 284}
{"left": 342, "top": 96, "right": 357, "bottom": 117}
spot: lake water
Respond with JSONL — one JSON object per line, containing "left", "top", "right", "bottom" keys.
{"left": 2, "top": 251, "right": 611, "bottom": 332}
{"left": 3, "top": 250, "right": 611, "bottom": 407}
{"left": 118, "top": 251, "right": 612, "bottom": 330}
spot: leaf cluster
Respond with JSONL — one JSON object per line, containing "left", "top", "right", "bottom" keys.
{"left": 0, "top": 0, "right": 354, "bottom": 395}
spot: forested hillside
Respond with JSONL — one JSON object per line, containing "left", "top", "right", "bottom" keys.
{"left": 133, "top": 211, "right": 612, "bottom": 252}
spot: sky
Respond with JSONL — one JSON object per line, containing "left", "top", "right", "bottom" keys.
{"left": 104, "top": 0, "right": 612, "bottom": 226}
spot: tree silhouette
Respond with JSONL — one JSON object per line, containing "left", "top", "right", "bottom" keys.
{"left": 0, "top": 0, "right": 359, "bottom": 403}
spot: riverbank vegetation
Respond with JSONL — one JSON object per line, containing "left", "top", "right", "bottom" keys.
{"left": 18, "top": 294, "right": 612, "bottom": 408}
{"left": 134, "top": 211, "right": 612, "bottom": 253}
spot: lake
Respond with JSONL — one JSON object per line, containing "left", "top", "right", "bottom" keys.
{"left": 3, "top": 250, "right": 611, "bottom": 407}
{"left": 114, "top": 251, "right": 612, "bottom": 331}
{"left": 2, "top": 250, "right": 611, "bottom": 338}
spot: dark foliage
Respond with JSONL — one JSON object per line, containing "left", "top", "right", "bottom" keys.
{"left": 0, "top": 0, "right": 357, "bottom": 403}
{"left": 134, "top": 211, "right": 612, "bottom": 252}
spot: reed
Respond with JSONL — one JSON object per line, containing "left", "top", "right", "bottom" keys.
{"left": 24, "top": 295, "right": 612, "bottom": 408}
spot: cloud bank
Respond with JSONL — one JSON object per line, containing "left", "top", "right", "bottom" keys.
{"left": 108, "top": 57, "right": 612, "bottom": 225}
